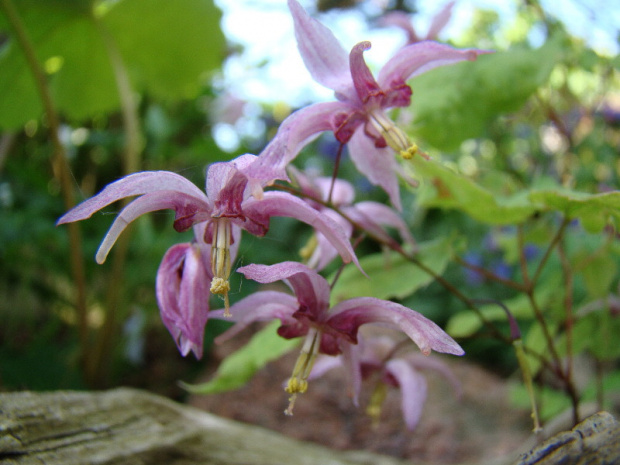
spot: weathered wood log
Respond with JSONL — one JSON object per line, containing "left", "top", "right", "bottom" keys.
{"left": 1, "top": 388, "right": 618, "bottom": 465}
{"left": 513, "top": 411, "right": 620, "bottom": 465}
{"left": 0, "top": 387, "right": 409, "bottom": 465}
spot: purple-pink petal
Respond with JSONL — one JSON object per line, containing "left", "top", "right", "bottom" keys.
{"left": 93, "top": 191, "right": 211, "bottom": 264}
{"left": 406, "top": 353, "right": 463, "bottom": 399}
{"left": 310, "top": 210, "right": 353, "bottom": 271}
{"left": 238, "top": 262, "right": 331, "bottom": 314}
{"left": 257, "top": 101, "right": 357, "bottom": 174}
{"left": 426, "top": 1, "right": 455, "bottom": 40}
{"left": 347, "top": 129, "right": 403, "bottom": 210}
{"left": 242, "top": 192, "right": 361, "bottom": 270}
{"left": 211, "top": 290, "right": 299, "bottom": 343}
{"left": 349, "top": 41, "right": 381, "bottom": 105}
{"left": 379, "top": 11, "right": 419, "bottom": 44}
{"left": 328, "top": 297, "right": 464, "bottom": 356}
{"left": 156, "top": 243, "right": 211, "bottom": 359}
{"left": 378, "top": 41, "right": 488, "bottom": 89}
{"left": 343, "top": 201, "right": 416, "bottom": 248}
{"left": 314, "top": 176, "right": 356, "bottom": 206}
{"left": 57, "top": 171, "right": 207, "bottom": 225}
{"left": 288, "top": 0, "right": 355, "bottom": 101}
{"left": 206, "top": 154, "right": 258, "bottom": 201}
{"left": 385, "top": 358, "right": 428, "bottom": 430}
{"left": 339, "top": 342, "right": 363, "bottom": 406}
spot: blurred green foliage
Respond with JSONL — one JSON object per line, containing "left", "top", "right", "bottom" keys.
{"left": 0, "top": 0, "right": 225, "bottom": 126}
{"left": 0, "top": 0, "right": 619, "bottom": 433}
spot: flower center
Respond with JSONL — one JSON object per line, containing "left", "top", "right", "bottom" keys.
{"left": 366, "top": 381, "right": 388, "bottom": 427}
{"left": 210, "top": 218, "right": 232, "bottom": 317}
{"left": 368, "top": 109, "right": 419, "bottom": 160}
{"left": 284, "top": 328, "right": 321, "bottom": 415}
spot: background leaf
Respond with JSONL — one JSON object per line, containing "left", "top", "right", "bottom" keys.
{"left": 330, "top": 236, "right": 453, "bottom": 304}
{"left": 0, "top": 0, "right": 225, "bottom": 127}
{"left": 411, "top": 156, "right": 538, "bottom": 225}
{"left": 447, "top": 279, "right": 559, "bottom": 338}
{"left": 528, "top": 189, "right": 620, "bottom": 233}
{"left": 409, "top": 38, "right": 564, "bottom": 151}
{"left": 180, "top": 321, "right": 299, "bottom": 395}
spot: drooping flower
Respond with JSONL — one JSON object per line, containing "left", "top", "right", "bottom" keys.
{"left": 257, "top": 0, "right": 488, "bottom": 209}
{"left": 211, "top": 261, "right": 463, "bottom": 414}
{"left": 378, "top": 2, "right": 455, "bottom": 45}
{"left": 57, "top": 154, "right": 360, "bottom": 316}
{"left": 309, "top": 335, "right": 462, "bottom": 430}
{"left": 290, "top": 167, "right": 416, "bottom": 270}
{"left": 156, "top": 235, "right": 211, "bottom": 359}
{"left": 155, "top": 222, "right": 240, "bottom": 359}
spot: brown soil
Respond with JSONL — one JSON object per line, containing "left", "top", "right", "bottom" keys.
{"left": 188, "top": 330, "right": 533, "bottom": 465}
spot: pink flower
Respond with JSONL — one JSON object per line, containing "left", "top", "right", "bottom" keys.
{"left": 310, "top": 335, "right": 462, "bottom": 429}
{"left": 154, "top": 222, "right": 241, "bottom": 359}
{"left": 259, "top": 0, "right": 488, "bottom": 209}
{"left": 211, "top": 261, "right": 463, "bottom": 413}
{"left": 379, "top": 2, "right": 455, "bottom": 45}
{"left": 156, "top": 238, "right": 211, "bottom": 359}
{"left": 57, "top": 154, "right": 359, "bottom": 316}
{"left": 290, "top": 167, "right": 416, "bottom": 270}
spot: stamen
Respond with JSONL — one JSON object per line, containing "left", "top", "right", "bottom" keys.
{"left": 369, "top": 109, "right": 420, "bottom": 160}
{"left": 366, "top": 382, "right": 388, "bottom": 427}
{"left": 210, "top": 218, "right": 232, "bottom": 316}
{"left": 400, "top": 143, "right": 418, "bottom": 160}
{"left": 284, "top": 329, "right": 320, "bottom": 415}
{"left": 299, "top": 234, "right": 319, "bottom": 267}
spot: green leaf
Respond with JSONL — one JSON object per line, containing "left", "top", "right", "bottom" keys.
{"left": 528, "top": 189, "right": 620, "bottom": 233}
{"left": 180, "top": 321, "right": 299, "bottom": 395}
{"left": 104, "top": 0, "right": 225, "bottom": 100}
{"left": 582, "top": 254, "right": 617, "bottom": 299}
{"left": 0, "top": 0, "right": 224, "bottom": 128}
{"left": 524, "top": 319, "right": 562, "bottom": 376}
{"left": 553, "top": 315, "right": 596, "bottom": 362}
{"left": 509, "top": 382, "right": 571, "bottom": 422}
{"left": 411, "top": 156, "right": 537, "bottom": 225}
{"left": 329, "top": 236, "right": 454, "bottom": 304}
{"left": 579, "top": 309, "right": 620, "bottom": 361}
{"left": 409, "top": 38, "right": 564, "bottom": 151}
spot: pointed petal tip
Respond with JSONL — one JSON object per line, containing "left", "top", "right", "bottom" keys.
{"left": 354, "top": 40, "right": 372, "bottom": 51}
{"left": 468, "top": 48, "right": 495, "bottom": 60}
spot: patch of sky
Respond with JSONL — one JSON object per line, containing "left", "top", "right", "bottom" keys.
{"left": 215, "top": 0, "right": 617, "bottom": 106}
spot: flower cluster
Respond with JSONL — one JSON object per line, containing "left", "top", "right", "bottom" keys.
{"left": 58, "top": 0, "right": 487, "bottom": 425}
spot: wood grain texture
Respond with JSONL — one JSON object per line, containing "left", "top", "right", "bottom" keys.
{"left": 514, "top": 411, "right": 620, "bottom": 465}
{"left": 0, "top": 388, "right": 409, "bottom": 465}
{"left": 1, "top": 388, "right": 618, "bottom": 465}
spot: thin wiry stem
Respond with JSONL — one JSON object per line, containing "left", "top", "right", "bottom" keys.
{"left": 87, "top": 12, "right": 144, "bottom": 387}
{"left": 274, "top": 182, "right": 509, "bottom": 344}
{"left": 0, "top": 0, "right": 90, "bottom": 371}
{"left": 558, "top": 237, "right": 579, "bottom": 423}
{"left": 327, "top": 143, "right": 345, "bottom": 205}
{"left": 517, "top": 224, "right": 532, "bottom": 288}
{"left": 455, "top": 255, "right": 527, "bottom": 292}
{"left": 530, "top": 217, "right": 570, "bottom": 288}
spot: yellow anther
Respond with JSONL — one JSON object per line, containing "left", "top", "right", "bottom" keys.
{"left": 285, "top": 377, "right": 308, "bottom": 394}
{"left": 366, "top": 382, "right": 388, "bottom": 427}
{"left": 400, "top": 143, "right": 418, "bottom": 160}
{"left": 299, "top": 235, "right": 318, "bottom": 262}
{"left": 210, "top": 277, "right": 230, "bottom": 294}
{"left": 369, "top": 109, "right": 414, "bottom": 155}
{"left": 210, "top": 277, "right": 231, "bottom": 317}
{"left": 210, "top": 218, "right": 232, "bottom": 316}
{"left": 283, "top": 329, "right": 320, "bottom": 415}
